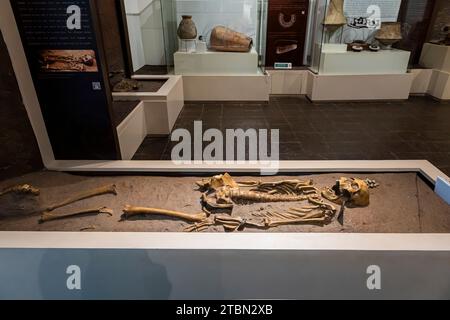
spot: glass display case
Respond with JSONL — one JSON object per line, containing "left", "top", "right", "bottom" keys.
{"left": 308, "top": 0, "right": 410, "bottom": 75}
{"left": 419, "top": 0, "right": 450, "bottom": 82}
{"left": 125, "top": 0, "right": 269, "bottom": 75}
{"left": 123, "top": 0, "right": 172, "bottom": 74}
{"left": 172, "top": 0, "right": 268, "bottom": 75}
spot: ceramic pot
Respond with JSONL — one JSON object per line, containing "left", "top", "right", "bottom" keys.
{"left": 323, "top": 0, "right": 347, "bottom": 31}
{"left": 210, "top": 26, "right": 253, "bottom": 52}
{"left": 177, "top": 15, "right": 197, "bottom": 40}
{"left": 375, "top": 22, "right": 402, "bottom": 48}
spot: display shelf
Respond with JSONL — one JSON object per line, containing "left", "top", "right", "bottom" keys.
{"left": 420, "top": 43, "right": 450, "bottom": 73}
{"left": 112, "top": 76, "right": 184, "bottom": 159}
{"left": 428, "top": 69, "right": 450, "bottom": 100}
{"left": 174, "top": 49, "right": 259, "bottom": 75}
{"left": 319, "top": 49, "right": 411, "bottom": 75}
{"left": 307, "top": 70, "right": 414, "bottom": 101}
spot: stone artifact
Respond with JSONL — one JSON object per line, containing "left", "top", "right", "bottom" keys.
{"left": 0, "top": 184, "right": 40, "bottom": 197}
{"left": 276, "top": 43, "right": 298, "bottom": 55}
{"left": 40, "top": 207, "right": 113, "bottom": 223}
{"left": 323, "top": 0, "right": 347, "bottom": 31}
{"left": 375, "top": 22, "right": 403, "bottom": 49}
{"left": 44, "top": 184, "right": 117, "bottom": 212}
{"left": 279, "top": 13, "right": 297, "bottom": 29}
{"left": 365, "top": 179, "right": 380, "bottom": 189}
{"left": 210, "top": 26, "right": 253, "bottom": 52}
{"left": 113, "top": 79, "right": 140, "bottom": 92}
{"left": 177, "top": 15, "right": 197, "bottom": 40}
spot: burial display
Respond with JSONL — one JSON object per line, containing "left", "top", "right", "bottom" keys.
{"left": 1, "top": 172, "right": 449, "bottom": 234}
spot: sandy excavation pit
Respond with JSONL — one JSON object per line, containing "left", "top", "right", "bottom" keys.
{"left": 0, "top": 171, "right": 449, "bottom": 233}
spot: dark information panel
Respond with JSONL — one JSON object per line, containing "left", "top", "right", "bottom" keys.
{"left": 11, "top": 0, "right": 120, "bottom": 160}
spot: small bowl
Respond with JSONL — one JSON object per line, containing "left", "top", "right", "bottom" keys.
{"left": 351, "top": 45, "right": 364, "bottom": 52}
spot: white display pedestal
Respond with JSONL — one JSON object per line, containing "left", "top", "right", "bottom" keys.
{"left": 174, "top": 49, "right": 259, "bottom": 75}
{"left": 306, "top": 71, "right": 414, "bottom": 101}
{"left": 428, "top": 69, "right": 450, "bottom": 100}
{"left": 319, "top": 49, "right": 411, "bottom": 75}
{"left": 112, "top": 76, "right": 184, "bottom": 160}
{"left": 174, "top": 49, "right": 269, "bottom": 101}
{"left": 420, "top": 43, "right": 450, "bottom": 73}
{"left": 419, "top": 43, "right": 450, "bottom": 100}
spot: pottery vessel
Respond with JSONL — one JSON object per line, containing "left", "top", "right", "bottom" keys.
{"left": 375, "top": 22, "right": 403, "bottom": 48}
{"left": 210, "top": 26, "right": 253, "bottom": 52}
{"left": 323, "top": 0, "right": 347, "bottom": 30}
{"left": 177, "top": 15, "right": 197, "bottom": 40}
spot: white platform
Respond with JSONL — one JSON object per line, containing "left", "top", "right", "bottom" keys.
{"left": 319, "top": 49, "right": 411, "bottom": 75}
{"left": 410, "top": 69, "right": 434, "bottom": 94}
{"left": 306, "top": 71, "right": 414, "bottom": 101}
{"left": 113, "top": 76, "right": 184, "bottom": 160}
{"left": 174, "top": 49, "right": 259, "bottom": 75}
{"left": 420, "top": 43, "right": 450, "bottom": 73}
{"left": 428, "top": 69, "right": 450, "bottom": 100}
{"left": 182, "top": 72, "right": 271, "bottom": 101}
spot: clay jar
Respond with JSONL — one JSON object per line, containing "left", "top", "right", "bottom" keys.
{"left": 177, "top": 15, "right": 197, "bottom": 40}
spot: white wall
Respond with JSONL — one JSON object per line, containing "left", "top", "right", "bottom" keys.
{"left": 125, "top": 0, "right": 166, "bottom": 71}
{"left": 175, "top": 0, "right": 258, "bottom": 46}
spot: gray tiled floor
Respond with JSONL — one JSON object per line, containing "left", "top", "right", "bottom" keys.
{"left": 133, "top": 96, "right": 450, "bottom": 176}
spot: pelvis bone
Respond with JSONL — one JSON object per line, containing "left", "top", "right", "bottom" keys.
{"left": 322, "top": 177, "right": 370, "bottom": 207}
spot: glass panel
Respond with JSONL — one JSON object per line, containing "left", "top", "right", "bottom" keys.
{"left": 124, "top": 0, "right": 171, "bottom": 75}
{"left": 309, "top": 0, "right": 327, "bottom": 73}
{"left": 310, "top": 0, "right": 409, "bottom": 75}
{"left": 257, "top": 0, "right": 269, "bottom": 71}
{"left": 160, "top": 0, "right": 178, "bottom": 74}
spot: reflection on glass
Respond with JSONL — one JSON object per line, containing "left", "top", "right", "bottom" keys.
{"left": 125, "top": 0, "right": 268, "bottom": 75}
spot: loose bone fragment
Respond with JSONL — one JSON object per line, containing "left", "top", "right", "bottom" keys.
{"left": 264, "top": 216, "right": 328, "bottom": 228}
{"left": 40, "top": 207, "right": 113, "bottom": 224}
{"left": 0, "top": 184, "right": 40, "bottom": 197}
{"left": 45, "top": 185, "right": 117, "bottom": 212}
{"left": 122, "top": 206, "right": 208, "bottom": 222}
{"left": 184, "top": 219, "right": 215, "bottom": 232}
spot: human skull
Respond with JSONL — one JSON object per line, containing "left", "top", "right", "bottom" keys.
{"left": 331, "top": 177, "right": 370, "bottom": 207}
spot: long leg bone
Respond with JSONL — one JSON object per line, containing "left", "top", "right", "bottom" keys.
{"left": 45, "top": 185, "right": 117, "bottom": 212}
{"left": 40, "top": 207, "right": 113, "bottom": 223}
{"left": 0, "top": 184, "right": 40, "bottom": 197}
{"left": 122, "top": 206, "right": 208, "bottom": 222}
